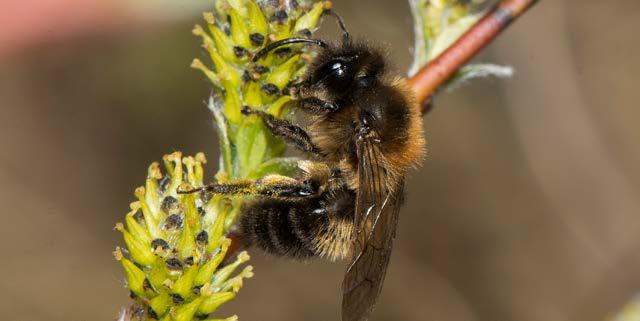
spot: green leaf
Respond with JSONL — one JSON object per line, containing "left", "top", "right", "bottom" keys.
{"left": 444, "top": 63, "right": 513, "bottom": 91}
{"left": 408, "top": 0, "right": 496, "bottom": 75}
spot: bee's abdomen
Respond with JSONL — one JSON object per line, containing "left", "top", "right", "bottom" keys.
{"left": 239, "top": 189, "right": 355, "bottom": 260}
{"left": 239, "top": 198, "right": 316, "bottom": 258}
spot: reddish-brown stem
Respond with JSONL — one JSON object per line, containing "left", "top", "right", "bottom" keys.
{"left": 408, "top": 0, "right": 540, "bottom": 113}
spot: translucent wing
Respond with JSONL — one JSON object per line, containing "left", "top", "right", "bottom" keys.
{"left": 342, "top": 136, "right": 404, "bottom": 321}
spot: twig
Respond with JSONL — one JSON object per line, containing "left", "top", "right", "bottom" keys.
{"left": 407, "top": 0, "right": 540, "bottom": 113}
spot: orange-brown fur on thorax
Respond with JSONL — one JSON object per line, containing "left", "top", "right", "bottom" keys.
{"left": 308, "top": 75, "right": 425, "bottom": 193}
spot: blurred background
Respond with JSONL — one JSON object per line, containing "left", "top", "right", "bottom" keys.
{"left": 2, "top": 1, "right": 640, "bottom": 320}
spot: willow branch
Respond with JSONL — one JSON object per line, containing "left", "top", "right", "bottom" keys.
{"left": 407, "top": 0, "right": 540, "bottom": 113}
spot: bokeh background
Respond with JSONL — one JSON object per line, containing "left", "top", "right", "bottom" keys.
{"left": 2, "top": 1, "right": 640, "bottom": 320}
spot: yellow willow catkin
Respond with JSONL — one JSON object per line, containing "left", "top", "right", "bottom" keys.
{"left": 116, "top": 1, "right": 330, "bottom": 320}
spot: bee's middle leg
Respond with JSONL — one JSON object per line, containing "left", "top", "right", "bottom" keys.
{"left": 298, "top": 97, "right": 338, "bottom": 113}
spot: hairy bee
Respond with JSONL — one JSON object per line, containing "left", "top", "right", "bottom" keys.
{"left": 182, "top": 12, "right": 425, "bottom": 321}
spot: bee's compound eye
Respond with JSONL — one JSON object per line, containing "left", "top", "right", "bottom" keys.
{"left": 312, "top": 59, "right": 354, "bottom": 92}
{"left": 329, "top": 62, "right": 346, "bottom": 76}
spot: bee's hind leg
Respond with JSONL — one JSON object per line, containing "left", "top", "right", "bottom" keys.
{"left": 241, "top": 106, "right": 322, "bottom": 157}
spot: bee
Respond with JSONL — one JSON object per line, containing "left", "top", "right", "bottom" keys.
{"left": 181, "top": 12, "right": 425, "bottom": 321}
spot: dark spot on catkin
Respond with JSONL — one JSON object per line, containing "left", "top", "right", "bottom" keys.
{"left": 166, "top": 258, "right": 183, "bottom": 270}
{"left": 196, "top": 231, "right": 209, "bottom": 245}
{"left": 171, "top": 294, "right": 184, "bottom": 304}
{"left": 160, "top": 196, "right": 179, "bottom": 213}
{"left": 234, "top": 46, "right": 248, "bottom": 58}
{"left": 164, "top": 214, "right": 183, "bottom": 230}
{"left": 151, "top": 239, "right": 170, "bottom": 251}
{"left": 147, "top": 307, "right": 158, "bottom": 320}
{"left": 261, "top": 83, "right": 279, "bottom": 95}
{"left": 270, "top": 10, "right": 288, "bottom": 23}
{"left": 297, "top": 28, "right": 312, "bottom": 38}
{"left": 250, "top": 33, "right": 265, "bottom": 46}
{"left": 133, "top": 209, "right": 144, "bottom": 224}
{"left": 142, "top": 279, "right": 154, "bottom": 292}
{"left": 264, "top": 0, "right": 279, "bottom": 9}
{"left": 254, "top": 65, "right": 269, "bottom": 74}
{"left": 242, "top": 70, "right": 252, "bottom": 82}
{"left": 274, "top": 47, "right": 291, "bottom": 57}
{"left": 158, "top": 175, "right": 170, "bottom": 193}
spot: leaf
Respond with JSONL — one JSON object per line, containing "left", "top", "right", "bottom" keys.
{"left": 408, "top": 0, "right": 497, "bottom": 76}
{"left": 445, "top": 63, "right": 513, "bottom": 91}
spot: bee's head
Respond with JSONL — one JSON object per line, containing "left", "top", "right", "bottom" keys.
{"left": 301, "top": 11, "right": 385, "bottom": 96}
{"left": 251, "top": 11, "right": 384, "bottom": 99}
{"left": 306, "top": 42, "right": 386, "bottom": 97}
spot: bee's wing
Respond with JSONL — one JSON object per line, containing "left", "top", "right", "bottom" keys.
{"left": 342, "top": 137, "right": 404, "bottom": 321}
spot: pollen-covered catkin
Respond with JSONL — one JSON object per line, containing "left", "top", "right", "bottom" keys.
{"left": 115, "top": 152, "right": 252, "bottom": 321}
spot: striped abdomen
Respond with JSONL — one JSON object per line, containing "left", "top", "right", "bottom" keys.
{"left": 239, "top": 187, "right": 355, "bottom": 261}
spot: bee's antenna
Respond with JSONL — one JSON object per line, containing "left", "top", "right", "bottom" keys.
{"left": 252, "top": 38, "right": 328, "bottom": 62}
{"left": 326, "top": 10, "right": 350, "bottom": 44}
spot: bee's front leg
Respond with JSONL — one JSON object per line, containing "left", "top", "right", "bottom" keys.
{"left": 288, "top": 83, "right": 338, "bottom": 114}
{"left": 241, "top": 106, "right": 322, "bottom": 157}
{"left": 298, "top": 97, "right": 338, "bottom": 113}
